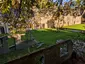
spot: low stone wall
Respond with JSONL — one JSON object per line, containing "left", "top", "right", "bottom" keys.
{"left": 6, "top": 40, "right": 73, "bottom": 64}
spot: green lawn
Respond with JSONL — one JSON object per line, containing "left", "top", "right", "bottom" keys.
{"left": 7, "top": 24, "right": 85, "bottom": 46}
{"left": 64, "top": 24, "right": 85, "bottom": 30}
{"left": 32, "top": 29, "right": 85, "bottom": 46}
{"left": 1, "top": 25, "right": 85, "bottom": 64}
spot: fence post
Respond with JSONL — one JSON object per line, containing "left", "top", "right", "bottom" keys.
{"left": 67, "top": 40, "right": 73, "bottom": 56}
{"left": 13, "top": 37, "right": 16, "bottom": 50}
{"left": 2, "top": 36, "right": 9, "bottom": 54}
{"left": 44, "top": 45, "right": 60, "bottom": 64}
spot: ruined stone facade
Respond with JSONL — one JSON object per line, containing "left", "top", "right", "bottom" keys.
{"left": 28, "top": 6, "right": 84, "bottom": 29}
{"left": 30, "top": 14, "right": 82, "bottom": 29}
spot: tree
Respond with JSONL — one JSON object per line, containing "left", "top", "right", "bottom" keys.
{"left": 0, "top": 0, "right": 37, "bottom": 33}
{"left": 76, "top": 0, "right": 81, "bottom": 6}
{"left": 36, "top": 0, "right": 48, "bottom": 9}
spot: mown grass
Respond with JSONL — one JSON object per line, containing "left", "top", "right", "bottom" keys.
{"left": 64, "top": 24, "right": 85, "bottom": 30}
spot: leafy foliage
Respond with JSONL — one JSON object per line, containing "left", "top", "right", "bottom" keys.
{"left": 0, "top": 0, "right": 84, "bottom": 33}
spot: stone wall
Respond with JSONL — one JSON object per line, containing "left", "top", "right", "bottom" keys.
{"left": 32, "top": 14, "right": 82, "bottom": 29}
{"left": 54, "top": 15, "right": 81, "bottom": 28}
{"left": 29, "top": 6, "right": 83, "bottom": 29}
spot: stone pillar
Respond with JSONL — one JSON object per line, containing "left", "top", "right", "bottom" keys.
{"left": 5, "top": 23, "right": 9, "bottom": 33}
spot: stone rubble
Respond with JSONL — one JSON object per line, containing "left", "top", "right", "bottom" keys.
{"left": 72, "top": 40, "right": 85, "bottom": 57}
{"left": 56, "top": 40, "right": 85, "bottom": 57}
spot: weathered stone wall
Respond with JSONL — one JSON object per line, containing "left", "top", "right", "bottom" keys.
{"left": 32, "top": 14, "right": 82, "bottom": 29}
{"left": 81, "top": 10, "right": 85, "bottom": 23}
{"left": 54, "top": 15, "right": 81, "bottom": 28}
{"left": 30, "top": 7, "right": 82, "bottom": 29}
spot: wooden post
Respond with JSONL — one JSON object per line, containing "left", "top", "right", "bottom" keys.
{"left": 3, "top": 36, "right": 9, "bottom": 53}
{"left": 0, "top": 36, "right": 9, "bottom": 54}
{"left": 13, "top": 37, "right": 16, "bottom": 50}
{"left": 44, "top": 45, "right": 60, "bottom": 64}
{"left": 67, "top": 40, "right": 73, "bottom": 56}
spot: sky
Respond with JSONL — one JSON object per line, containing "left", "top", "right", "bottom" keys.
{"left": 53, "top": 0, "right": 73, "bottom": 5}
{"left": 63, "top": 0, "right": 70, "bottom": 2}
{"left": 53, "top": 0, "right": 70, "bottom": 3}
{"left": 62, "top": 0, "right": 70, "bottom": 5}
